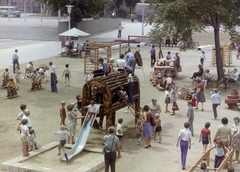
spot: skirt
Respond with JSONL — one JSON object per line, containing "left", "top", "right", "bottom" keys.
{"left": 232, "top": 136, "right": 240, "bottom": 151}
{"left": 142, "top": 122, "right": 152, "bottom": 138}
{"left": 196, "top": 91, "right": 206, "bottom": 103}
{"left": 155, "top": 126, "right": 162, "bottom": 132}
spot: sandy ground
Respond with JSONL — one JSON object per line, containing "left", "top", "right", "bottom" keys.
{"left": 0, "top": 30, "right": 240, "bottom": 172}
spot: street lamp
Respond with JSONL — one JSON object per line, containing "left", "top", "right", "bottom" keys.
{"left": 65, "top": 5, "right": 73, "bottom": 31}
{"left": 141, "top": 0, "right": 145, "bottom": 36}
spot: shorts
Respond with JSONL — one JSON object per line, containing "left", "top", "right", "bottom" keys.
{"left": 60, "top": 140, "right": 66, "bottom": 147}
{"left": 202, "top": 136, "right": 209, "bottom": 144}
{"left": 65, "top": 73, "right": 69, "bottom": 77}
{"left": 155, "top": 126, "right": 162, "bottom": 132}
{"left": 21, "top": 135, "right": 29, "bottom": 142}
{"left": 68, "top": 126, "right": 76, "bottom": 136}
{"left": 117, "top": 135, "right": 123, "bottom": 139}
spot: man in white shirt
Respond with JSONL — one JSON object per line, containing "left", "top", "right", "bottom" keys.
{"left": 224, "top": 68, "right": 239, "bottom": 88}
{"left": 117, "top": 23, "right": 123, "bottom": 38}
{"left": 49, "top": 62, "right": 58, "bottom": 93}
{"left": 12, "top": 49, "right": 19, "bottom": 73}
{"left": 199, "top": 51, "right": 206, "bottom": 67}
{"left": 211, "top": 88, "right": 221, "bottom": 119}
{"left": 117, "top": 54, "right": 126, "bottom": 71}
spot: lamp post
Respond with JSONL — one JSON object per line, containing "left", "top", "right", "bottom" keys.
{"left": 141, "top": 0, "right": 145, "bottom": 36}
{"left": 24, "top": 0, "right": 26, "bottom": 22}
{"left": 65, "top": 5, "right": 73, "bottom": 31}
{"left": 8, "top": 0, "right": 10, "bottom": 21}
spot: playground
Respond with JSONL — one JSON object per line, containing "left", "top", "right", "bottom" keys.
{"left": 0, "top": 30, "right": 240, "bottom": 172}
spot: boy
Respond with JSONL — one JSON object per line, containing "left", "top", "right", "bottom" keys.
{"left": 116, "top": 118, "right": 124, "bottom": 150}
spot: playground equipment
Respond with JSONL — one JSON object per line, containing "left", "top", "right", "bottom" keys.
{"left": 82, "top": 71, "right": 141, "bottom": 132}
{"left": 83, "top": 41, "right": 122, "bottom": 74}
{"left": 211, "top": 46, "right": 232, "bottom": 67}
{"left": 61, "top": 104, "right": 101, "bottom": 162}
{"left": 188, "top": 146, "right": 233, "bottom": 172}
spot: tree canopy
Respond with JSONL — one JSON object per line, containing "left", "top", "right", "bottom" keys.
{"left": 148, "top": 0, "right": 240, "bottom": 80}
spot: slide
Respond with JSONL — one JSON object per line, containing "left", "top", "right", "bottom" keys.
{"left": 61, "top": 104, "right": 101, "bottom": 161}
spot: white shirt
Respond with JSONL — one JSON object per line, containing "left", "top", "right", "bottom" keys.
{"left": 127, "top": 73, "right": 133, "bottom": 82}
{"left": 215, "top": 145, "right": 224, "bottom": 157}
{"left": 166, "top": 77, "right": 172, "bottom": 84}
{"left": 117, "top": 59, "right": 126, "bottom": 69}
{"left": 118, "top": 25, "right": 123, "bottom": 31}
{"left": 211, "top": 93, "right": 221, "bottom": 104}
{"left": 231, "top": 72, "right": 239, "bottom": 81}
{"left": 116, "top": 123, "right": 123, "bottom": 136}
{"left": 21, "top": 125, "right": 29, "bottom": 136}
{"left": 178, "top": 128, "right": 192, "bottom": 141}
{"left": 200, "top": 53, "right": 205, "bottom": 59}
{"left": 56, "top": 130, "right": 68, "bottom": 140}
{"left": 22, "top": 115, "right": 32, "bottom": 128}
{"left": 50, "top": 65, "right": 57, "bottom": 74}
{"left": 12, "top": 52, "right": 19, "bottom": 60}
{"left": 16, "top": 111, "right": 25, "bottom": 120}
{"left": 166, "top": 54, "right": 171, "bottom": 60}
{"left": 88, "top": 104, "right": 98, "bottom": 113}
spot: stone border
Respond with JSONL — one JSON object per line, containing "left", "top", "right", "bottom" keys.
{"left": 1, "top": 142, "right": 104, "bottom": 172}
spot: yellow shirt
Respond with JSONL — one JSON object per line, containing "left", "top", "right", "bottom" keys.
{"left": 7, "top": 81, "right": 16, "bottom": 87}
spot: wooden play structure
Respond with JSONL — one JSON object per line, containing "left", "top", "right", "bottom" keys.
{"left": 82, "top": 71, "right": 140, "bottom": 132}
{"left": 211, "top": 46, "right": 232, "bottom": 66}
{"left": 83, "top": 41, "right": 122, "bottom": 74}
{"left": 188, "top": 146, "right": 233, "bottom": 172}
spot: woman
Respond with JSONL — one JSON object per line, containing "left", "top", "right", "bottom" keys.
{"left": 150, "top": 99, "right": 161, "bottom": 133}
{"left": 232, "top": 117, "right": 240, "bottom": 164}
{"left": 67, "top": 104, "right": 82, "bottom": 144}
{"left": 176, "top": 122, "right": 192, "bottom": 170}
{"left": 20, "top": 118, "right": 30, "bottom": 157}
{"left": 170, "top": 83, "right": 178, "bottom": 115}
{"left": 196, "top": 79, "right": 206, "bottom": 111}
{"left": 142, "top": 105, "right": 152, "bottom": 148}
{"left": 190, "top": 64, "right": 204, "bottom": 79}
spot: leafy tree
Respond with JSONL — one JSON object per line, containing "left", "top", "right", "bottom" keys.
{"left": 148, "top": 0, "right": 240, "bottom": 81}
{"left": 125, "top": 0, "right": 140, "bottom": 15}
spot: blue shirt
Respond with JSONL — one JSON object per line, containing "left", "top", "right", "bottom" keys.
{"left": 102, "top": 62, "right": 109, "bottom": 74}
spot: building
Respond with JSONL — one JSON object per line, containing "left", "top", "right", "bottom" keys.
{"left": 0, "top": 0, "right": 41, "bottom": 13}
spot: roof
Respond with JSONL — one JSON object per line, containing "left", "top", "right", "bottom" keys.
{"left": 58, "top": 28, "right": 90, "bottom": 37}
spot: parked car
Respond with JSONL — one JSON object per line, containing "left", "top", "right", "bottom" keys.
{"left": 0, "top": 6, "right": 21, "bottom": 17}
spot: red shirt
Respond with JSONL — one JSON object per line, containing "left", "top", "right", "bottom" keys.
{"left": 60, "top": 108, "right": 66, "bottom": 118}
{"left": 198, "top": 82, "right": 204, "bottom": 92}
{"left": 201, "top": 128, "right": 210, "bottom": 137}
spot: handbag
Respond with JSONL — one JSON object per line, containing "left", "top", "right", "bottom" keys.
{"left": 102, "top": 136, "right": 115, "bottom": 155}
{"left": 178, "top": 65, "right": 182, "bottom": 72}
{"left": 148, "top": 113, "right": 156, "bottom": 126}
{"left": 17, "top": 123, "right": 21, "bottom": 131}
{"left": 172, "top": 102, "right": 179, "bottom": 111}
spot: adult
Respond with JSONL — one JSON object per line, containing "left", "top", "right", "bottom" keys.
{"left": 112, "top": 11, "right": 116, "bottom": 18}
{"left": 224, "top": 68, "right": 239, "bottom": 88}
{"left": 176, "top": 122, "right": 192, "bottom": 170}
{"left": 213, "top": 117, "right": 232, "bottom": 149}
{"left": 103, "top": 127, "right": 120, "bottom": 172}
{"left": 142, "top": 105, "right": 152, "bottom": 148}
{"left": 130, "top": 14, "right": 134, "bottom": 23}
{"left": 173, "top": 52, "right": 181, "bottom": 69}
{"left": 236, "top": 46, "right": 240, "bottom": 59}
{"left": 125, "top": 51, "right": 135, "bottom": 72}
{"left": 117, "top": 54, "right": 126, "bottom": 72}
{"left": 149, "top": 99, "right": 161, "bottom": 120}
{"left": 20, "top": 118, "right": 30, "bottom": 157}
{"left": 49, "top": 62, "right": 58, "bottom": 93}
{"left": 196, "top": 79, "right": 206, "bottom": 111}
{"left": 150, "top": 45, "right": 156, "bottom": 67}
{"left": 232, "top": 117, "right": 240, "bottom": 164}
{"left": 187, "top": 101, "right": 194, "bottom": 137}
{"left": 22, "top": 109, "right": 32, "bottom": 130}
{"left": 190, "top": 64, "right": 204, "bottom": 79}
{"left": 125, "top": 70, "right": 134, "bottom": 105}
{"left": 117, "top": 23, "right": 123, "bottom": 38}
{"left": 16, "top": 104, "right": 27, "bottom": 121}
{"left": 211, "top": 88, "right": 221, "bottom": 120}
{"left": 12, "top": 49, "right": 19, "bottom": 73}
{"left": 170, "top": 83, "right": 178, "bottom": 115}
{"left": 77, "top": 43, "right": 82, "bottom": 58}
{"left": 199, "top": 51, "right": 207, "bottom": 67}
{"left": 67, "top": 104, "right": 82, "bottom": 144}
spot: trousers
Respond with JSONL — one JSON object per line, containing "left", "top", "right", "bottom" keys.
{"left": 50, "top": 73, "right": 58, "bottom": 92}
{"left": 13, "top": 59, "right": 19, "bottom": 73}
{"left": 151, "top": 55, "right": 156, "bottom": 67}
{"left": 126, "top": 82, "right": 134, "bottom": 103}
{"left": 180, "top": 139, "right": 188, "bottom": 167}
{"left": 214, "top": 155, "right": 224, "bottom": 168}
{"left": 104, "top": 152, "right": 116, "bottom": 172}
{"left": 212, "top": 104, "right": 219, "bottom": 118}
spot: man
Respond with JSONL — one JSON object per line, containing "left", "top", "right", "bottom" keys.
{"left": 224, "top": 68, "right": 239, "bottom": 88}
{"left": 49, "top": 62, "right": 58, "bottom": 93}
{"left": 77, "top": 43, "right": 82, "bottom": 58}
{"left": 150, "top": 45, "right": 156, "bottom": 67}
{"left": 125, "top": 51, "right": 135, "bottom": 72}
{"left": 130, "top": 14, "right": 135, "bottom": 23}
{"left": 117, "top": 23, "right": 123, "bottom": 38}
{"left": 12, "top": 49, "right": 19, "bottom": 73}
{"left": 214, "top": 117, "right": 232, "bottom": 149}
{"left": 117, "top": 54, "right": 126, "bottom": 71}
{"left": 211, "top": 88, "right": 221, "bottom": 120}
{"left": 103, "top": 127, "right": 120, "bottom": 172}
{"left": 199, "top": 51, "right": 207, "bottom": 67}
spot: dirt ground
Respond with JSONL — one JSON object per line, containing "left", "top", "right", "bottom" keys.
{"left": 0, "top": 30, "right": 240, "bottom": 172}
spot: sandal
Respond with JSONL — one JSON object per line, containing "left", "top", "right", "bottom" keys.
{"left": 148, "top": 144, "right": 151, "bottom": 147}
{"left": 23, "top": 154, "right": 29, "bottom": 157}
{"left": 143, "top": 145, "right": 149, "bottom": 148}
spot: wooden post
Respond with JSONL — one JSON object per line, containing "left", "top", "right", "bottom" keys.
{"left": 112, "top": 111, "right": 116, "bottom": 125}
{"left": 106, "top": 112, "right": 113, "bottom": 133}
{"left": 135, "top": 98, "right": 140, "bottom": 124}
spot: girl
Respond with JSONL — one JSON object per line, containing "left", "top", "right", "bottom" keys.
{"left": 116, "top": 118, "right": 124, "bottom": 150}
{"left": 29, "top": 129, "right": 38, "bottom": 151}
{"left": 154, "top": 114, "right": 162, "bottom": 143}
{"left": 84, "top": 100, "right": 98, "bottom": 126}
{"left": 165, "top": 91, "right": 171, "bottom": 113}
{"left": 199, "top": 122, "right": 211, "bottom": 155}
{"left": 191, "top": 93, "right": 196, "bottom": 109}
{"left": 20, "top": 119, "right": 30, "bottom": 157}
{"left": 60, "top": 101, "right": 67, "bottom": 126}
{"left": 214, "top": 140, "right": 228, "bottom": 168}
{"left": 55, "top": 126, "right": 70, "bottom": 163}
{"left": 108, "top": 58, "right": 115, "bottom": 73}
{"left": 62, "top": 64, "right": 71, "bottom": 86}
{"left": 134, "top": 120, "right": 142, "bottom": 145}
{"left": 15, "top": 66, "right": 21, "bottom": 88}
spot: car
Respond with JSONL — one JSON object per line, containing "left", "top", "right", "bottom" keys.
{"left": 0, "top": 6, "right": 21, "bottom": 17}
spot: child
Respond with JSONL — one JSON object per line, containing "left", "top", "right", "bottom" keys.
{"left": 84, "top": 100, "right": 98, "bottom": 126}
{"left": 199, "top": 122, "right": 211, "bottom": 155}
{"left": 134, "top": 120, "right": 143, "bottom": 145}
{"left": 2, "top": 68, "right": 9, "bottom": 87}
{"left": 116, "top": 118, "right": 124, "bottom": 150}
{"left": 76, "top": 95, "right": 82, "bottom": 112}
{"left": 85, "top": 72, "right": 93, "bottom": 83}
{"left": 20, "top": 118, "right": 30, "bottom": 157}
{"left": 108, "top": 58, "right": 115, "bottom": 73}
{"left": 55, "top": 126, "right": 70, "bottom": 163}
{"left": 7, "top": 78, "right": 18, "bottom": 98}
{"left": 203, "top": 69, "right": 211, "bottom": 88}
{"left": 165, "top": 74, "right": 172, "bottom": 90}
{"left": 154, "top": 114, "right": 162, "bottom": 143}
{"left": 60, "top": 101, "right": 67, "bottom": 126}
{"left": 62, "top": 64, "right": 71, "bottom": 86}
{"left": 28, "top": 129, "right": 38, "bottom": 151}
{"left": 191, "top": 93, "right": 197, "bottom": 109}
{"left": 165, "top": 91, "right": 171, "bottom": 113}
{"left": 187, "top": 101, "right": 194, "bottom": 137}
{"left": 214, "top": 140, "right": 228, "bottom": 168}
{"left": 116, "top": 86, "right": 127, "bottom": 103}
{"left": 15, "top": 66, "right": 21, "bottom": 88}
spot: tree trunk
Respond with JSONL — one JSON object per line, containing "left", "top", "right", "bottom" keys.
{"left": 214, "top": 15, "right": 225, "bottom": 81}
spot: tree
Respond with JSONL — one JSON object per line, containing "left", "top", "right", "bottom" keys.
{"left": 35, "top": 0, "right": 105, "bottom": 27}
{"left": 148, "top": 0, "right": 240, "bottom": 81}
{"left": 125, "top": 0, "right": 140, "bottom": 15}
